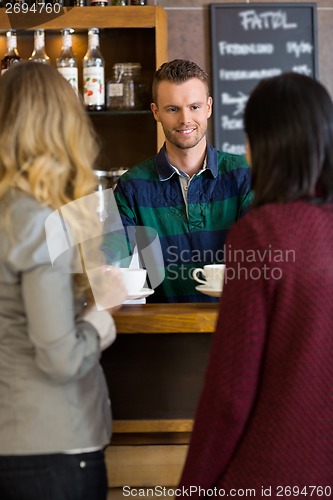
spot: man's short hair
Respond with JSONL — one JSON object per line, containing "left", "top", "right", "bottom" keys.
{"left": 152, "top": 59, "right": 209, "bottom": 104}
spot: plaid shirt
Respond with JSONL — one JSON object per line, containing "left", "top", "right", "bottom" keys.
{"left": 104, "top": 144, "right": 253, "bottom": 303}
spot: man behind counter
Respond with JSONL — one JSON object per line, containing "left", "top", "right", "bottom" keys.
{"left": 103, "top": 59, "right": 252, "bottom": 302}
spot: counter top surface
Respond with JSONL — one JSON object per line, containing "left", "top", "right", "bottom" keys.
{"left": 113, "top": 303, "right": 219, "bottom": 334}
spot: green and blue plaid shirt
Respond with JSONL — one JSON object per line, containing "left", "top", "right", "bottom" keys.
{"left": 103, "top": 144, "right": 252, "bottom": 302}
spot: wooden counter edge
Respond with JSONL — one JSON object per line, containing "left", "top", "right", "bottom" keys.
{"left": 113, "top": 303, "right": 219, "bottom": 334}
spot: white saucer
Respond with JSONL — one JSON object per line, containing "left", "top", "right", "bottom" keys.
{"left": 126, "top": 288, "right": 155, "bottom": 300}
{"left": 195, "top": 285, "right": 222, "bottom": 298}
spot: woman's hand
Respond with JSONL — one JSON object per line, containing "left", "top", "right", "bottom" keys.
{"left": 86, "top": 265, "right": 128, "bottom": 312}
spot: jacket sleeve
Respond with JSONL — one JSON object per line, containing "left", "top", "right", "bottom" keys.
{"left": 10, "top": 207, "right": 109, "bottom": 383}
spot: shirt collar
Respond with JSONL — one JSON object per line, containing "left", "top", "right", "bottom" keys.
{"left": 155, "top": 143, "right": 218, "bottom": 181}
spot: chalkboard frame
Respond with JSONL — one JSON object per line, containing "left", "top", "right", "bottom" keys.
{"left": 210, "top": 2, "right": 319, "bottom": 153}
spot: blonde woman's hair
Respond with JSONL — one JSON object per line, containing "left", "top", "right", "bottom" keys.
{"left": 0, "top": 62, "right": 103, "bottom": 304}
{"left": 0, "top": 61, "right": 98, "bottom": 206}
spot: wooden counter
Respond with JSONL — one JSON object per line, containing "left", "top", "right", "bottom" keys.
{"left": 102, "top": 303, "right": 219, "bottom": 487}
{"left": 102, "top": 303, "right": 219, "bottom": 427}
{"left": 113, "top": 302, "right": 219, "bottom": 334}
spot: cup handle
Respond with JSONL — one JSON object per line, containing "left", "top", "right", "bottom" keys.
{"left": 192, "top": 268, "right": 207, "bottom": 286}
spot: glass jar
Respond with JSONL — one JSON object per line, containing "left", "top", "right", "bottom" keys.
{"left": 107, "top": 62, "right": 147, "bottom": 110}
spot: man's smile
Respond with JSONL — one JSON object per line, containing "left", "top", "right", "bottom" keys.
{"left": 177, "top": 128, "right": 196, "bottom": 135}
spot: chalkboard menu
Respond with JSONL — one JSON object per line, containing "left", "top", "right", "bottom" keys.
{"left": 210, "top": 3, "right": 318, "bottom": 155}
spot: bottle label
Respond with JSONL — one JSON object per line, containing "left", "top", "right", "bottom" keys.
{"left": 58, "top": 67, "right": 78, "bottom": 95}
{"left": 62, "top": 34, "right": 72, "bottom": 49}
{"left": 107, "top": 82, "right": 123, "bottom": 97}
{"left": 88, "top": 34, "right": 100, "bottom": 50}
{"left": 8, "top": 37, "right": 17, "bottom": 51}
{"left": 83, "top": 67, "right": 105, "bottom": 106}
{"left": 35, "top": 34, "right": 45, "bottom": 51}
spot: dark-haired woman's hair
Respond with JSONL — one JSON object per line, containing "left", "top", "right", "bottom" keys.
{"left": 244, "top": 72, "right": 333, "bottom": 207}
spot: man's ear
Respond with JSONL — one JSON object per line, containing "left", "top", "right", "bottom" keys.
{"left": 150, "top": 102, "right": 160, "bottom": 123}
{"left": 207, "top": 96, "right": 213, "bottom": 118}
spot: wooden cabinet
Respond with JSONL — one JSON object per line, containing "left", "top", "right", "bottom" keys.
{"left": 0, "top": 6, "right": 168, "bottom": 171}
{"left": 102, "top": 303, "right": 218, "bottom": 487}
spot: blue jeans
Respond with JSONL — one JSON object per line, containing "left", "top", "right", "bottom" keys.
{"left": 0, "top": 450, "right": 108, "bottom": 500}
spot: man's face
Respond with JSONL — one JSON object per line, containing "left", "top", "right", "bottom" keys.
{"left": 151, "top": 78, "right": 213, "bottom": 150}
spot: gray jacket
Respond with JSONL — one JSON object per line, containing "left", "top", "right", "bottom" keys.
{"left": 0, "top": 191, "right": 111, "bottom": 455}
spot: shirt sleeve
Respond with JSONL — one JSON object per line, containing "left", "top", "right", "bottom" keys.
{"left": 178, "top": 215, "right": 274, "bottom": 493}
{"left": 238, "top": 167, "right": 254, "bottom": 219}
{"left": 102, "top": 180, "right": 137, "bottom": 266}
{"left": 114, "top": 179, "right": 138, "bottom": 226}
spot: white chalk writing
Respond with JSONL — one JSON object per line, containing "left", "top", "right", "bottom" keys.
{"left": 292, "top": 65, "right": 312, "bottom": 76}
{"left": 222, "top": 143, "right": 246, "bottom": 155}
{"left": 286, "top": 41, "right": 313, "bottom": 58}
{"left": 239, "top": 10, "right": 298, "bottom": 31}
{"left": 219, "top": 68, "right": 281, "bottom": 80}
{"left": 221, "top": 92, "right": 248, "bottom": 116}
{"left": 221, "top": 115, "right": 243, "bottom": 130}
{"left": 218, "top": 41, "right": 274, "bottom": 56}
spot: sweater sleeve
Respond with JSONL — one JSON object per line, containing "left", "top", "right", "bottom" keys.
{"left": 178, "top": 215, "right": 274, "bottom": 495}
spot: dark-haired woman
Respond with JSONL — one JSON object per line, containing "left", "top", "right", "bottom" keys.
{"left": 178, "top": 73, "right": 333, "bottom": 497}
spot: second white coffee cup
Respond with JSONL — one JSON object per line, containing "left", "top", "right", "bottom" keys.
{"left": 119, "top": 268, "right": 147, "bottom": 294}
{"left": 192, "top": 264, "right": 225, "bottom": 291}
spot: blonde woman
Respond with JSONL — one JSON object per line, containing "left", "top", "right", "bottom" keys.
{"left": 0, "top": 62, "right": 126, "bottom": 500}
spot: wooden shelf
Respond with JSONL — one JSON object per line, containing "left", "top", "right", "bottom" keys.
{"left": 0, "top": 6, "right": 165, "bottom": 30}
{"left": 113, "top": 419, "right": 194, "bottom": 434}
{"left": 0, "top": 6, "right": 167, "bottom": 160}
{"left": 88, "top": 109, "right": 151, "bottom": 116}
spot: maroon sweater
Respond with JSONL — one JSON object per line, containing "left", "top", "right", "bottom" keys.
{"left": 179, "top": 201, "right": 333, "bottom": 498}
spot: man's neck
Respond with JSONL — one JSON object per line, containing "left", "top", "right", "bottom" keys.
{"left": 165, "top": 139, "right": 207, "bottom": 177}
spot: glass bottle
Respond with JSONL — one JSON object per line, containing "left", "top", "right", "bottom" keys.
{"left": 83, "top": 28, "right": 105, "bottom": 111}
{"left": 1, "top": 30, "right": 21, "bottom": 76}
{"left": 130, "top": 0, "right": 147, "bottom": 5}
{"left": 91, "top": 0, "right": 108, "bottom": 5}
{"left": 111, "top": 0, "right": 128, "bottom": 5}
{"left": 29, "top": 29, "right": 50, "bottom": 65}
{"left": 56, "top": 29, "right": 78, "bottom": 95}
{"left": 64, "top": 0, "right": 86, "bottom": 5}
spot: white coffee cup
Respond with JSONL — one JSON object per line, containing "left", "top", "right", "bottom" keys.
{"left": 119, "top": 268, "right": 147, "bottom": 294}
{"left": 192, "top": 264, "right": 225, "bottom": 291}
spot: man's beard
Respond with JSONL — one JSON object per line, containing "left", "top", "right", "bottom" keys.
{"left": 163, "top": 128, "right": 206, "bottom": 150}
